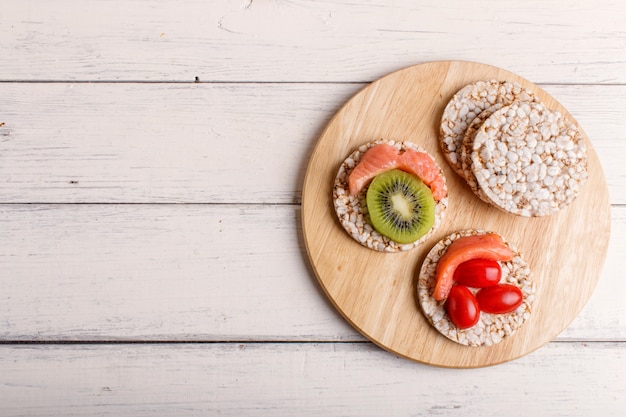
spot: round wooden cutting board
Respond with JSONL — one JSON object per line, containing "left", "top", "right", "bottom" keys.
{"left": 301, "top": 61, "right": 611, "bottom": 368}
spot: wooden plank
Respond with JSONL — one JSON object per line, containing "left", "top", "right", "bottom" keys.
{"left": 0, "top": 82, "right": 358, "bottom": 204}
{"left": 0, "top": 204, "right": 622, "bottom": 341}
{"left": 0, "top": 342, "right": 624, "bottom": 416}
{"left": 2, "top": 0, "right": 626, "bottom": 83}
{"left": 0, "top": 203, "right": 354, "bottom": 341}
{"left": 0, "top": 83, "right": 624, "bottom": 204}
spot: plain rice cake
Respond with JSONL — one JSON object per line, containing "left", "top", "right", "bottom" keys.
{"left": 470, "top": 102, "right": 588, "bottom": 217}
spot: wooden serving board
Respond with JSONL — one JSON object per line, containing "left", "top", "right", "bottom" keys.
{"left": 301, "top": 61, "right": 611, "bottom": 368}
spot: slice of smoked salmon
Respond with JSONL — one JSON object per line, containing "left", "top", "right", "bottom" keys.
{"left": 348, "top": 143, "right": 447, "bottom": 200}
{"left": 348, "top": 144, "right": 399, "bottom": 195}
{"left": 433, "top": 233, "right": 515, "bottom": 301}
{"left": 396, "top": 149, "right": 447, "bottom": 201}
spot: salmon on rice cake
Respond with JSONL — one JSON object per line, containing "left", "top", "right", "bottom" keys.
{"left": 333, "top": 139, "right": 448, "bottom": 252}
{"left": 417, "top": 230, "right": 536, "bottom": 347}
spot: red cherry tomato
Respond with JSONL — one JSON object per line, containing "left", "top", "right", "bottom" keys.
{"left": 476, "top": 284, "right": 523, "bottom": 314}
{"left": 445, "top": 285, "right": 480, "bottom": 329}
{"left": 453, "top": 258, "right": 501, "bottom": 288}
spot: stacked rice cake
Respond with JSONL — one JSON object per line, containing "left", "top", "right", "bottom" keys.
{"left": 440, "top": 80, "right": 588, "bottom": 217}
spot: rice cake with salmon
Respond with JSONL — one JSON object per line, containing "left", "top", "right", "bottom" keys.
{"left": 417, "top": 230, "right": 535, "bottom": 347}
{"left": 333, "top": 139, "right": 448, "bottom": 252}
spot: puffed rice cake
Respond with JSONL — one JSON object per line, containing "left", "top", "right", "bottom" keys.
{"left": 417, "top": 230, "right": 535, "bottom": 347}
{"left": 470, "top": 101, "right": 588, "bottom": 217}
{"left": 333, "top": 139, "right": 448, "bottom": 252}
{"left": 440, "top": 80, "right": 536, "bottom": 177}
{"left": 459, "top": 104, "right": 506, "bottom": 203}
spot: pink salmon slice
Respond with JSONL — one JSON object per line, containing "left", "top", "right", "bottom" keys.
{"left": 348, "top": 144, "right": 447, "bottom": 201}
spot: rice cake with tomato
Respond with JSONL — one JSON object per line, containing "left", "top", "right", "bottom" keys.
{"left": 417, "top": 230, "right": 535, "bottom": 347}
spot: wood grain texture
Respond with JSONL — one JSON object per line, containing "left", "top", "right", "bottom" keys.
{"left": 0, "top": 82, "right": 623, "bottom": 203}
{"left": 0, "top": 82, "right": 351, "bottom": 204}
{"left": 0, "top": 203, "right": 623, "bottom": 342}
{"left": 0, "top": 204, "right": 346, "bottom": 341}
{"left": 2, "top": 0, "right": 626, "bottom": 83}
{"left": 302, "top": 61, "right": 611, "bottom": 367}
{"left": 1, "top": 0, "right": 624, "bottom": 411}
{"left": 0, "top": 342, "right": 624, "bottom": 417}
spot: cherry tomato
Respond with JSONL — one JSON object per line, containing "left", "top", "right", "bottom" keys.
{"left": 453, "top": 258, "right": 501, "bottom": 288}
{"left": 476, "top": 284, "right": 523, "bottom": 314}
{"left": 445, "top": 285, "right": 480, "bottom": 329}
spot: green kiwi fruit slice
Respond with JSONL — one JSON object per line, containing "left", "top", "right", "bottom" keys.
{"left": 366, "top": 169, "right": 435, "bottom": 244}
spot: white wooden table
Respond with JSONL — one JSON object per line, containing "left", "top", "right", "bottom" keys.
{"left": 1, "top": 1, "right": 625, "bottom": 415}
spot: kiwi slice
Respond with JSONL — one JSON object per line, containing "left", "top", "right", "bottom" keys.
{"left": 366, "top": 169, "right": 435, "bottom": 244}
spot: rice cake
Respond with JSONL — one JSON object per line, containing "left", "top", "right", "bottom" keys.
{"left": 333, "top": 139, "right": 448, "bottom": 252}
{"left": 417, "top": 230, "right": 535, "bottom": 347}
{"left": 471, "top": 102, "right": 588, "bottom": 217}
{"left": 459, "top": 104, "right": 506, "bottom": 204}
{"left": 440, "top": 80, "right": 536, "bottom": 177}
